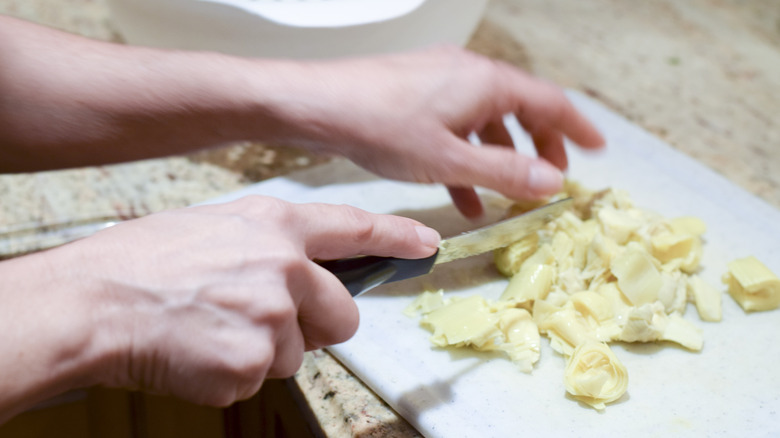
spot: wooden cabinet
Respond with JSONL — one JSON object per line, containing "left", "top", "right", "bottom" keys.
{"left": 0, "top": 379, "right": 323, "bottom": 438}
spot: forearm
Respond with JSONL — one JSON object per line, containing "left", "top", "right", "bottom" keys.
{"left": 0, "top": 249, "right": 111, "bottom": 423}
{"left": 0, "top": 15, "right": 311, "bottom": 172}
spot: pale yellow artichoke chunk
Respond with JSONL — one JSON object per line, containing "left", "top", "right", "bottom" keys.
{"left": 723, "top": 256, "right": 780, "bottom": 312}
{"left": 414, "top": 295, "right": 541, "bottom": 372}
{"left": 564, "top": 341, "right": 628, "bottom": 410}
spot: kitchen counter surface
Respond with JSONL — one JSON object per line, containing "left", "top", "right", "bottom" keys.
{"left": 1, "top": 0, "right": 778, "bottom": 436}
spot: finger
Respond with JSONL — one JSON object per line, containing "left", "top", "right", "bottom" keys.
{"left": 297, "top": 262, "right": 359, "bottom": 351}
{"left": 267, "top": 250, "right": 359, "bottom": 377}
{"left": 447, "top": 186, "right": 484, "bottom": 219}
{"left": 266, "top": 318, "right": 305, "bottom": 378}
{"left": 291, "top": 203, "right": 441, "bottom": 261}
{"left": 479, "top": 118, "right": 565, "bottom": 198}
{"left": 506, "top": 69, "right": 605, "bottom": 150}
{"left": 435, "top": 136, "right": 564, "bottom": 201}
{"left": 524, "top": 123, "right": 568, "bottom": 170}
{"left": 479, "top": 118, "right": 514, "bottom": 146}
{"left": 446, "top": 119, "right": 514, "bottom": 220}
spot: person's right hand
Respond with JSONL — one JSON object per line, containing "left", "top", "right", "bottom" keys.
{"left": 43, "top": 196, "right": 440, "bottom": 406}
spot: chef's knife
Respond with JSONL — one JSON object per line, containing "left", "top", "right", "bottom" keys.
{"left": 319, "top": 198, "right": 572, "bottom": 297}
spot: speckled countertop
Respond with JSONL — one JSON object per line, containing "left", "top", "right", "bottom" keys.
{"left": 1, "top": 0, "right": 778, "bottom": 436}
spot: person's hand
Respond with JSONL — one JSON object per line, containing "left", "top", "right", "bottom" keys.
{"left": 277, "top": 45, "right": 605, "bottom": 218}
{"left": 1, "top": 16, "right": 602, "bottom": 218}
{"left": 42, "top": 196, "right": 439, "bottom": 406}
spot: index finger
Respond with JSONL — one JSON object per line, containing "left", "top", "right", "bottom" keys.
{"left": 506, "top": 68, "right": 605, "bottom": 150}
{"left": 288, "top": 202, "right": 441, "bottom": 261}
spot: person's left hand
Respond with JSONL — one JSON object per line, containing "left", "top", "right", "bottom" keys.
{"left": 269, "top": 45, "right": 605, "bottom": 218}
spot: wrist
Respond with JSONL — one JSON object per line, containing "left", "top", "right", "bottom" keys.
{"left": 0, "top": 247, "right": 119, "bottom": 421}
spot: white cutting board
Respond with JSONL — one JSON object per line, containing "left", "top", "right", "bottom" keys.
{"left": 207, "top": 91, "right": 780, "bottom": 437}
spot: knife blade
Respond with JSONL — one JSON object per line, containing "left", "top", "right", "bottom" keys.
{"left": 319, "top": 197, "right": 572, "bottom": 297}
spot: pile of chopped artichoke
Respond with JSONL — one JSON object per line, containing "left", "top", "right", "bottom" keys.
{"left": 405, "top": 182, "right": 720, "bottom": 410}
{"left": 406, "top": 181, "right": 779, "bottom": 411}
{"left": 405, "top": 291, "right": 541, "bottom": 372}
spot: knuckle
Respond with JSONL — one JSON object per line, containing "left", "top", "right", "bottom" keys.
{"left": 231, "top": 195, "right": 291, "bottom": 221}
{"left": 234, "top": 352, "right": 272, "bottom": 382}
{"left": 273, "top": 350, "right": 305, "bottom": 378}
{"left": 341, "top": 206, "right": 377, "bottom": 245}
{"left": 258, "top": 290, "right": 298, "bottom": 326}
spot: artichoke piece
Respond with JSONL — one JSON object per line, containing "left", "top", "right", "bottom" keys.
{"left": 661, "top": 314, "right": 703, "bottom": 351}
{"left": 570, "top": 291, "right": 614, "bottom": 324}
{"left": 564, "top": 341, "right": 628, "bottom": 410}
{"left": 419, "top": 296, "right": 541, "bottom": 370}
{"left": 536, "top": 304, "right": 597, "bottom": 356}
{"left": 616, "top": 302, "right": 703, "bottom": 351}
{"left": 669, "top": 216, "right": 707, "bottom": 236}
{"left": 598, "top": 207, "right": 643, "bottom": 245}
{"left": 611, "top": 244, "right": 662, "bottom": 306}
{"left": 403, "top": 289, "right": 445, "bottom": 317}
{"left": 687, "top": 275, "right": 722, "bottom": 322}
{"left": 495, "top": 308, "right": 541, "bottom": 372}
{"left": 421, "top": 295, "right": 498, "bottom": 349}
{"left": 616, "top": 302, "right": 666, "bottom": 343}
{"left": 657, "top": 271, "right": 688, "bottom": 315}
{"left": 493, "top": 232, "right": 540, "bottom": 277}
{"left": 723, "top": 256, "right": 780, "bottom": 312}
{"left": 651, "top": 231, "right": 696, "bottom": 264}
{"left": 500, "top": 263, "right": 555, "bottom": 305}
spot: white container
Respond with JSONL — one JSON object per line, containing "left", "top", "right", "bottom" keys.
{"left": 105, "top": 0, "right": 488, "bottom": 59}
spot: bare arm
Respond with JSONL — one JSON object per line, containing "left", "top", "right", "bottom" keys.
{"left": 0, "top": 15, "right": 603, "bottom": 216}
{"left": 0, "top": 196, "right": 440, "bottom": 423}
{"left": 0, "top": 15, "right": 301, "bottom": 170}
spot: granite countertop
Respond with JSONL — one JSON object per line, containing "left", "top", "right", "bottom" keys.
{"left": 1, "top": 0, "right": 778, "bottom": 436}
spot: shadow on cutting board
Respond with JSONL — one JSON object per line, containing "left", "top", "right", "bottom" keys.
{"left": 393, "top": 359, "right": 489, "bottom": 424}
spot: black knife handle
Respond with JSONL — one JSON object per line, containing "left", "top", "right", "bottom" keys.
{"left": 318, "top": 250, "right": 439, "bottom": 297}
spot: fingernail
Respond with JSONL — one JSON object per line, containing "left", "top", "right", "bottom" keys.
{"left": 415, "top": 226, "right": 441, "bottom": 250}
{"left": 528, "top": 161, "right": 564, "bottom": 195}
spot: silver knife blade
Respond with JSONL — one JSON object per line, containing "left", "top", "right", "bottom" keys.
{"left": 435, "top": 197, "right": 572, "bottom": 264}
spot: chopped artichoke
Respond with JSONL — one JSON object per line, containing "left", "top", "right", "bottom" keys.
{"left": 616, "top": 302, "right": 666, "bottom": 343}
{"left": 418, "top": 295, "right": 541, "bottom": 370}
{"left": 722, "top": 256, "right": 780, "bottom": 312}
{"left": 651, "top": 231, "right": 696, "bottom": 264}
{"left": 687, "top": 275, "right": 721, "bottom": 322}
{"left": 669, "top": 216, "right": 707, "bottom": 236}
{"left": 611, "top": 243, "right": 662, "bottom": 306}
{"left": 564, "top": 341, "right": 628, "bottom": 410}
{"left": 657, "top": 271, "right": 688, "bottom": 315}
{"left": 500, "top": 263, "right": 554, "bottom": 305}
{"left": 536, "top": 303, "right": 601, "bottom": 356}
{"left": 421, "top": 295, "right": 498, "bottom": 349}
{"left": 403, "top": 289, "right": 445, "bottom": 317}
{"left": 598, "top": 207, "right": 643, "bottom": 245}
{"left": 493, "top": 232, "right": 540, "bottom": 277}
{"left": 403, "top": 180, "right": 769, "bottom": 411}
{"left": 495, "top": 308, "right": 541, "bottom": 372}
{"left": 661, "top": 314, "right": 703, "bottom": 351}
{"left": 570, "top": 291, "right": 614, "bottom": 324}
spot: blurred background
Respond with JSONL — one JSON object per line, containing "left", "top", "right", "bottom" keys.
{"left": 0, "top": 0, "right": 778, "bottom": 436}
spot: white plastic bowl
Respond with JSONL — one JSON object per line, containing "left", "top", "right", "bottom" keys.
{"left": 106, "top": 0, "right": 488, "bottom": 59}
